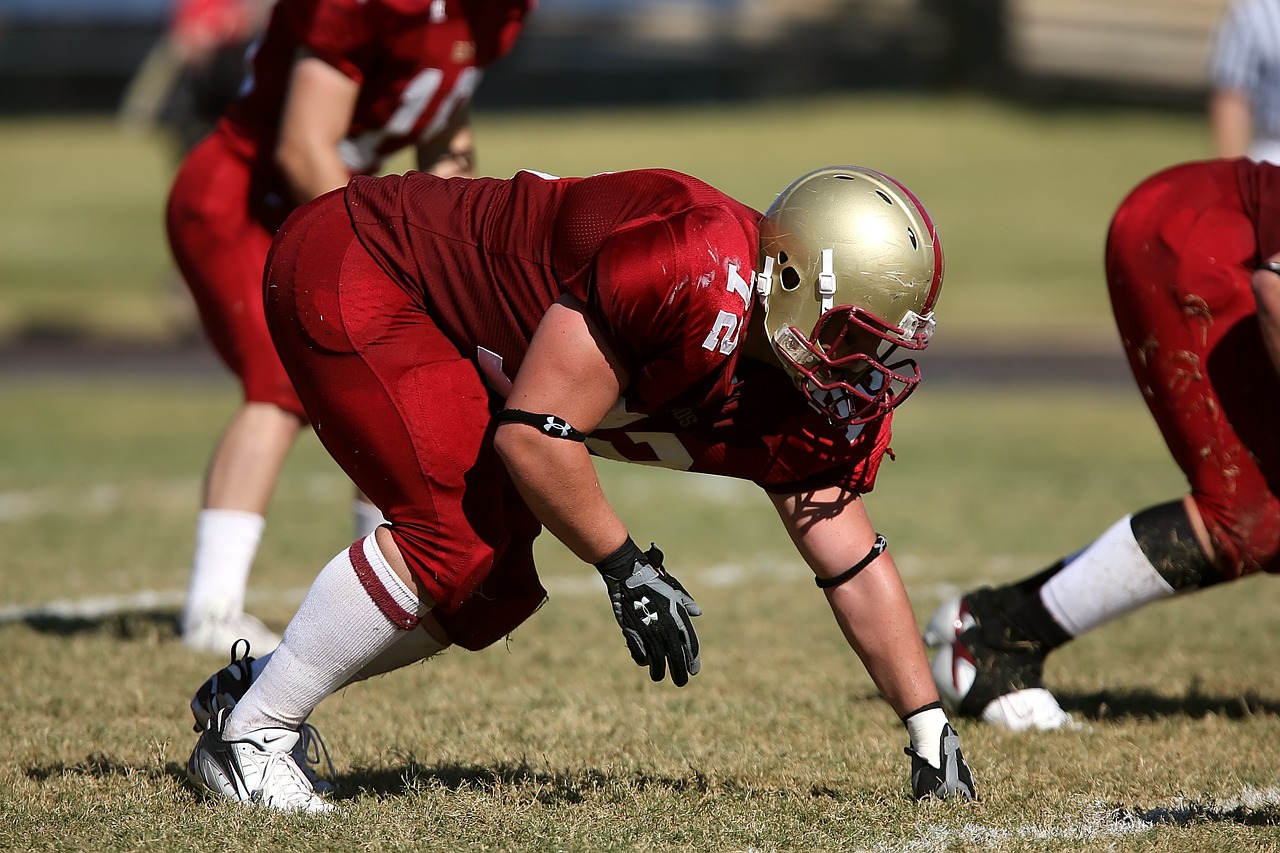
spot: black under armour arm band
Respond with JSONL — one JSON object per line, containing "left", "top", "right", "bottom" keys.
{"left": 493, "top": 408, "right": 587, "bottom": 442}
{"left": 814, "top": 533, "right": 888, "bottom": 589}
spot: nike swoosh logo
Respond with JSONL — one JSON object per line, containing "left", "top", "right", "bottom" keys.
{"left": 260, "top": 733, "right": 289, "bottom": 745}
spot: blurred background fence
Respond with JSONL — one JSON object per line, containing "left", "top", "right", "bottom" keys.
{"left": 0, "top": 0, "right": 1232, "bottom": 114}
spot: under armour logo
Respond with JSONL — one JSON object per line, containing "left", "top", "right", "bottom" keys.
{"left": 633, "top": 596, "right": 658, "bottom": 625}
{"left": 542, "top": 417, "right": 574, "bottom": 437}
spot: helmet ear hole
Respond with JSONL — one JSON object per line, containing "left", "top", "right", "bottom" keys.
{"left": 780, "top": 265, "right": 801, "bottom": 292}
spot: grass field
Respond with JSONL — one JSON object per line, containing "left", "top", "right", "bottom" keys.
{"left": 5, "top": 96, "right": 1280, "bottom": 850}
{"left": 4, "top": 379, "right": 1279, "bottom": 850}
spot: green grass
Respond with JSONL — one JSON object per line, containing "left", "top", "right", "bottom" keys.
{"left": 0, "top": 94, "right": 1211, "bottom": 343}
{"left": 4, "top": 379, "right": 1279, "bottom": 851}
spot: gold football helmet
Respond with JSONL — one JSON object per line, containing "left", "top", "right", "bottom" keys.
{"left": 756, "top": 166, "right": 943, "bottom": 425}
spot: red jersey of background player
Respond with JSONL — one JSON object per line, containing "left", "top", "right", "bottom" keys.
{"left": 223, "top": 0, "right": 531, "bottom": 172}
{"left": 345, "top": 167, "right": 894, "bottom": 494}
{"left": 1235, "top": 157, "right": 1280, "bottom": 254}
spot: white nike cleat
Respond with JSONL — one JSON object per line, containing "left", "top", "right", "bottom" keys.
{"left": 182, "top": 610, "right": 281, "bottom": 656}
{"left": 925, "top": 592, "right": 1080, "bottom": 731}
{"left": 979, "top": 687, "right": 1078, "bottom": 732}
{"left": 923, "top": 595, "right": 971, "bottom": 649}
{"left": 190, "top": 639, "right": 336, "bottom": 795}
{"left": 187, "top": 708, "right": 334, "bottom": 813}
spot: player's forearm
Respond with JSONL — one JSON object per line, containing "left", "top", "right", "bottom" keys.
{"left": 494, "top": 424, "right": 628, "bottom": 564}
{"left": 1210, "top": 89, "right": 1252, "bottom": 158}
{"left": 1253, "top": 262, "right": 1280, "bottom": 377}
{"left": 275, "top": 54, "right": 359, "bottom": 203}
{"left": 822, "top": 558, "right": 940, "bottom": 717}
{"left": 275, "top": 140, "right": 350, "bottom": 205}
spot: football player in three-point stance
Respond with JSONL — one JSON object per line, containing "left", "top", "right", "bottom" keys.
{"left": 926, "top": 158, "right": 1280, "bottom": 730}
{"left": 165, "top": 0, "right": 532, "bottom": 656}
{"left": 183, "top": 165, "right": 978, "bottom": 812}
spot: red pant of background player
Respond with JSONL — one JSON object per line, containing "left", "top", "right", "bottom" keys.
{"left": 167, "top": 123, "right": 302, "bottom": 415}
{"left": 1107, "top": 159, "right": 1280, "bottom": 576}
{"left": 263, "top": 189, "right": 547, "bottom": 651}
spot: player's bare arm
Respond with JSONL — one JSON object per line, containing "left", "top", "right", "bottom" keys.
{"left": 416, "top": 101, "right": 476, "bottom": 179}
{"left": 495, "top": 294, "right": 703, "bottom": 686}
{"left": 769, "top": 486, "right": 940, "bottom": 718}
{"left": 1209, "top": 87, "right": 1252, "bottom": 159}
{"left": 1253, "top": 256, "right": 1280, "bottom": 375}
{"left": 494, "top": 294, "right": 631, "bottom": 563}
{"left": 275, "top": 50, "right": 359, "bottom": 203}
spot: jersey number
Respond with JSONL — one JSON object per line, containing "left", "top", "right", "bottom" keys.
{"left": 586, "top": 433, "right": 694, "bottom": 471}
{"left": 340, "top": 67, "right": 482, "bottom": 170}
{"left": 700, "top": 262, "right": 753, "bottom": 355}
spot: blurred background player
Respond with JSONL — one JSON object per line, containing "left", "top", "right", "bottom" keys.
{"left": 1208, "top": 0, "right": 1280, "bottom": 162}
{"left": 926, "top": 158, "right": 1280, "bottom": 730}
{"left": 121, "top": 0, "right": 273, "bottom": 157}
{"left": 183, "top": 165, "right": 976, "bottom": 811}
{"left": 165, "top": 0, "right": 533, "bottom": 654}
{"left": 121, "top": 0, "right": 273, "bottom": 340}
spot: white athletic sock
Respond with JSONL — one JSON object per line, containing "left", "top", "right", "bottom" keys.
{"left": 224, "top": 532, "right": 423, "bottom": 738}
{"left": 905, "top": 707, "right": 948, "bottom": 768}
{"left": 247, "top": 627, "right": 447, "bottom": 685}
{"left": 352, "top": 497, "right": 388, "bottom": 540}
{"left": 1040, "top": 515, "right": 1176, "bottom": 637}
{"left": 182, "top": 509, "right": 265, "bottom": 629}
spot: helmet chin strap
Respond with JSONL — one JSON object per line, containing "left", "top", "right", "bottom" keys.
{"left": 818, "top": 248, "right": 836, "bottom": 314}
{"left": 754, "top": 255, "right": 775, "bottom": 312}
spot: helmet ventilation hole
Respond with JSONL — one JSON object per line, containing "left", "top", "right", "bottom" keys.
{"left": 875, "top": 190, "right": 893, "bottom": 204}
{"left": 907, "top": 227, "right": 918, "bottom": 250}
{"left": 780, "top": 266, "right": 801, "bottom": 291}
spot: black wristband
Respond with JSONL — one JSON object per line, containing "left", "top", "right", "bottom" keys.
{"left": 595, "top": 536, "right": 645, "bottom": 580}
{"left": 901, "top": 700, "right": 943, "bottom": 723}
{"left": 1261, "top": 261, "right": 1280, "bottom": 275}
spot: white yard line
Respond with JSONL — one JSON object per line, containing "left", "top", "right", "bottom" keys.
{"left": 0, "top": 558, "right": 985, "bottom": 624}
{"left": 873, "top": 787, "right": 1280, "bottom": 851}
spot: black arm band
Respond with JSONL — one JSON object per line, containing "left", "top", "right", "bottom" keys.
{"left": 815, "top": 533, "right": 887, "bottom": 589}
{"left": 594, "top": 536, "right": 645, "bottom": 580}
{"left": 493, "top": 408, "right": 587, "bottom": 442}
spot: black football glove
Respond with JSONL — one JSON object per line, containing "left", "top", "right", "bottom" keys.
{"left": 907, "top": 723, "right": 977, "bottom": 802}
{"left": 595, "top": 537, "right": 702, "bottom": 686}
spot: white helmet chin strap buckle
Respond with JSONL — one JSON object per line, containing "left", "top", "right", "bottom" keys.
{"left": 755, "top": 256, "right": 775, "bottom": 312}
{"left": 899, "top": 309, "right": 937, "bottom": 345}
{"left": 818, "top": 248, "right": 836, "bottom": 314}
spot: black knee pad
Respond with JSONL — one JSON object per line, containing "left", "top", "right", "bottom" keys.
{"left": 1130, "top": 500, "right": 1223, "bottom": 590}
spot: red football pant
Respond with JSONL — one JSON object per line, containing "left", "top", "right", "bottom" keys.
{"left": 166, "top": 123, "right": 305, "bottom": 416}
{"left": 263, "top": 190, "right": 547, "bottom": 650}
{"left": 1106, "top": 159, "right": 1280, "bottom": 577}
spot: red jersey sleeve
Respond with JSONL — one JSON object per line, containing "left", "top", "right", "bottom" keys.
{"left": 295, "top": 0, "right": 376, "bottom": 84}
{"left": 589, "top": 208, "right": 757, "bottom": 411}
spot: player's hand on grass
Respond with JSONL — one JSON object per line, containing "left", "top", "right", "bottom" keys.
{"left": 907, "top": 723, "right": 977, "bottom": 802}
{"left": 595, "top": 537, "right": 702, "bottom": 686}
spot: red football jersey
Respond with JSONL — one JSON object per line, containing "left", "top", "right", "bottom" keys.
{"left": 346, "top": 168, "right": 894, "bottom": 493}
{"left": 224, "top": 0, "right": 531, "bottom": 171}
{"left": 1236, "top": 158, "right": 1280, "bottom": 258}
